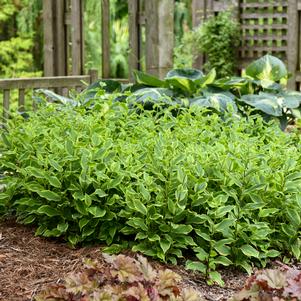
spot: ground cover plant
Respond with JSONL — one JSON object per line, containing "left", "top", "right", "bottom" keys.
{"left": 232, "top": 265, "right": 301, "bottom": 301}
{"left": 35, "top": 254, "right": 201, "bottom": 301}
{"left": 1, "top": 88, "right": 301, "bottom": 285}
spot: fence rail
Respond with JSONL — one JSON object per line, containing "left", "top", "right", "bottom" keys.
{"left": 0, "top": 70, "right": 101, "bottom": 120}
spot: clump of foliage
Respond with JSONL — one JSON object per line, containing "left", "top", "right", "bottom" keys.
{"left": 198, "top": 11, "right": 240, "bottom": 77}
{"left": 35, "top": 254, "right": 201, "bottom": 301}
{"left": 232, "top": 266, "right": 301, "bottom": 301}
{"left": 1, "top": 94, "right": 301, "bottom": 284}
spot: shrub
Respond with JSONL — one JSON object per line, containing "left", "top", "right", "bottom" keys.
{"left": 1, "top": 100, "right": 301, "bottom": 284}
{"left": 35, "top": 254, "right": 201, "bottom": 301}
{"left": 197, "top": 11, "right": 240, "bottom": 77}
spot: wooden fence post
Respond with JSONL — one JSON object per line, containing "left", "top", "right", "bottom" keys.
{"left": 192, "top": 0, "right": 206, "bottom": 69}
{"left": 102, "top": 0, "right": 111, "bottom": 78}
{"left": 43, "top": 0, "right": 55, "bottom": 76}
{"left": 55, "top": 0, "right": 67, "bottom": 76}
{"left": 43, "top": 0, "right": 67, "bottom": 76}
{"left": 145, "top": 0, "right": 174, "bottom": 79}
{"left": 128, "top": 0, "right": 140, "bottom": 80}
{"left": 287, "top": 0, "right": 298, "bottom": 89}
{"left": 71, "top": 0, "right": 84, "bottom": 75}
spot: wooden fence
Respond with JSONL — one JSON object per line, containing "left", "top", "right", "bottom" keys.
{"left": 190, "top": 0, "right": 300, "bottom": 89}
{"left": 0, "top": 70, "right": 98, "bottom": 120}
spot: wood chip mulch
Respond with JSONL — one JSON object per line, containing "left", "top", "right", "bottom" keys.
{"left": 0, "top": 220, "right": 248, "bottom": 301}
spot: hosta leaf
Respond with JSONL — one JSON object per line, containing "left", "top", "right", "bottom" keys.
{"left": 133, "top": 70, "right": 166, "bottom": 87}
{"left": 241, "top": 244, "right": 260, "bottom": 258}
{"left": 79, "top": 218, "right": 89, "bottom": 230}
{"left": 208, "top": 271, "right": 224, "bottom": 286}
{"left": 88, "top": 206, "right": 106, "bottom": 218}
{"left": 159, "top": 239, "right": 171, "bottom": 254}
{"left": 46, "top": 175, "right": 61, "bottom": 188}
{"left": 37, "top": 190, "right": 61, "bottom": 202}
{"left": 36, "top": 205, "right": 60, "bottom": 217}
{"left": 240, "top": 93, "right": 283, "bottom": 116}
{"left": 170, "top": 223, "right": 193, "bottom": 235}
{"left": 132, "top": 198, "right": 148, "bottom": 215}
{"left": 214, "top": 256, "right": 232, "bottom": 266}
{"left": 186, "top": 260, "right": 207, "bottom": 273}
{"left": 190, "top": 93, "right": 237, "bottom": 112}
{"left": 246, "top": 54, "right": 287, "bottom": 81}
{"left": 127, "top": 218, "right": 148, "bottom": 231}
{"left": 57, "top": 222, "right": 69, "bottom": 233}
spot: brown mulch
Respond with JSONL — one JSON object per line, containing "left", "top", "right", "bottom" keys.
{"left": 0, "top": 220, "right": 248, "bottom": 301}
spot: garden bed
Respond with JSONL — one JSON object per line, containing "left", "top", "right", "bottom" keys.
{"left": 0, "top": 220, "right": 248, "bottom": 301}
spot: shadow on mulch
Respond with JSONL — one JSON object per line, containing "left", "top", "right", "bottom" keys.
{"left": 0, "top": 220, "right": 248, "bottom": 301}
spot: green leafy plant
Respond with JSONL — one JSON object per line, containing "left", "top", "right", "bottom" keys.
{"left": 35, "top": 254, "right": 201, "bottom": 301}
{"left": 2, "top": 98, "right": 301, "bottom": 284}
{"left": 232, "top": 265, "right": 301, "bottom": 301}
{"left": 197, "top": 11, "right": 240, "bottom": 77}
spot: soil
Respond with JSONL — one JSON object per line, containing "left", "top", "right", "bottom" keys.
{"left": 0, "top": 220, "right": 248, "bottom": 301}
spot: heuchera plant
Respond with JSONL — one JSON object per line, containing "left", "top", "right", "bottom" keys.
{"left": 232, "top": 265, "right": 301, "bottom": 301}
{"left": 35, "top": 254, "right": 202, "bottom": 301}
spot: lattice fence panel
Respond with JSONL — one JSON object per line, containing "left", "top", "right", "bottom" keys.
{"left": 239, "top": 0, "right": 289, "bottom": 65}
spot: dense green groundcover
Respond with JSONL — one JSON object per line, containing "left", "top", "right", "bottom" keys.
{"left": 1, "top": 100, "right": 301, "bottom": 284}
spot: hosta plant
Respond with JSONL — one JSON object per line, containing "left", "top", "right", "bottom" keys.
{"left": 36, "top": 54, "right": 301, "bottom": 129}
{"left": 35, "top": 254, "right": 202, "bottom": 301}
{"left": 232, "top": 265, "right": 301, "bottom": 301}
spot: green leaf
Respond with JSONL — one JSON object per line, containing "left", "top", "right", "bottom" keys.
{"left": 37, "top": 190, "right": 61, "bottom": 202}
{"left": 159, "top": 238, "right": 171, "bottom": 254}
{"left": 186, "top": 260, "right": 206, "bottom": 273}
{"left": 291, "top": 238, "right": 301, "bottom": 260}
{"left": 170, "top": 223, "right": 193, "bottom": 235}
{"left": 94, "top": 189, "right": 108, "bottom": 198}
{"left": 87, "top": 206, "right": 106, "bottom": 218}
{"left": 79, "top": 218, "right": 89, "bottom": 230}
{"left": 241, "top": 244, "right": 260, "bottom": 258}
{"left": 46, "top": 175, "right": 61, "bottom": 188}
{"left": 133, "top": 70, "right": 166, "bottom": 87}
{"left": 127, "top": 218, "right": 148, "bottom": 231}
{"left": 190, "top": 93, "right": 237, "bottom": 113}
{"left": 214, "top": 256, "right": 232, "bottom": 266}
{"left": 246, "top": 54, "right": 287, "bottom": 82}
{"left": 74, "top": 199, "right": 87, "bottom": 215}
{"left": 240, "top": 93, "right": 283, "bottom": 117}
{"left": 132, "top": 198, "right": 148, "bottom": 215}
{"left": 208, "top": 271, "right": 224, "bottom": 286}
{"left": 91, "top": 133, "right": 101, "bottom": 146}
{"left": 36, "top": 205, "right": 60, "bottom": 217}
{"left": 57, "top": 222, "right": 68, "bottom": 233}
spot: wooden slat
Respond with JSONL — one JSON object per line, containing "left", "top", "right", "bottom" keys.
{"left": 287, "top": 0, "right": 298, "bottom": 89}
{"left": 0, "top": 76, "right": 90, "bottom": 89}
{"left": 43, "top": 0, "right": 55, "bottom": 76}
{"left": 128, "top": 0, "right": 140, "bottom": 80}
{"left": 55, "top": 0, "right": 67, "bottom": 76}
{"left": 241, "top": 24, "right": 288, "bottom": 30}
{"left": 3, "top": 90, "right": 10, "bottom": 120}
{"left": 244, "top": 35, "right": 288, "bottom": 41}
{"left": 101, "top": 0, "right": 111, "bottom": 78}
{"left": 240, "top": 2, "right": 288, "bottom": 8}
{"left": 18, "top": 89, "right": 25, "bottom": 113}
{"left": 88, "top": 69, "right": 98, "bottom": 83}
{"left": 71, "top": 0, "right": 84, "bottom": 75}
{"left": 145, "top": 0, "right": 174, "bottom": 79}
{"left": 241, "top": 13, "right": 287, "bottom": 19}
{"left": 239, "top": 46, "right": 287, "bottom": 52}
